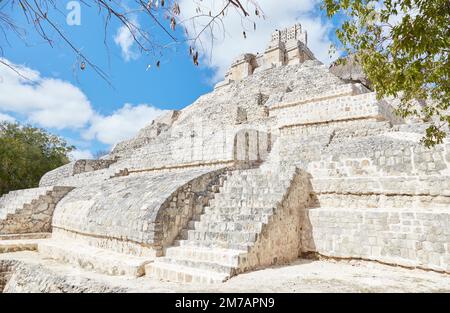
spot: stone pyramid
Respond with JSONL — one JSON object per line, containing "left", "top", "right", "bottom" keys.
{"left": 1, "top": 24, "right": 449, "bottom": 287}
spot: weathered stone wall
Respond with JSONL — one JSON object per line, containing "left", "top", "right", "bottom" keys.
{"left": 275, "top": 117, "right": 450, "bottom": 273}
{"left": 72, "top": 159, "right": 117, "bottom": 175}
{"left": 99, "top": 123, "right": 273, "bottom": 174}
{"left": 271, "top": 106, "right": 450, "bottom": 274}
{"left": 233, "top": 129, "right": 273, "bottom": 162}
{"left": 240, "top": 169, "right": 312, "bottom": 272}
{"left": 0, "top": 260, "right": 17, "bottom": 292}
{"left": 41, "top": 166, "right": 131, "bottom": 188}
{"left": 277, "top": 119, "right": 450, "bottom": 175}
{"left": 313, "top": 137, "right": 450, "bottom": 177}
{"left": 311, "top": 177, "right": 450, "bottom": 203}
{"left": 105, "top": 127, "right": 235, "bottom": 171}
{"left": 0, "top": 187, "right": 74, "bottom": 235}
{"left": 299, "top": 208, "right": 450, "bottom": 273}
{"left": 273, "top": 93, "right": 401, "bottom": 129}
{"left": 39, "top": 162, "right": 75, "bottom": 187}
{"left": 40, "top": 160, "right": 118, "bottom": 187}
{"left": 268, "top": 82, "right": 366, "bottom": 110}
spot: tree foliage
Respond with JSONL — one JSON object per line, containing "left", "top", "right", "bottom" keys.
{"left": 0, "top": 122, "right": 74, "bottom": 196}
{"left": 323, "top": 0, "right": 450, "bottom": 146}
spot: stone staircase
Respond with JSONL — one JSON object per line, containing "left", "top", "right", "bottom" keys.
{"left": 146, "top": 165, "right": 309, "bottom": 283}
{"left": 36, "top": 167, "right": 231, "bottom": 277}
{"left": 0, "top": 187, "right": 51, "bottom": 219}
{"left": 0, "top": 187, "right": 73, "bottom": 234}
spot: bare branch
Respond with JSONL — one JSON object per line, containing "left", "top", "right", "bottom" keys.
{"left": 0, "top": 0, "right": 263, "bottom": 84}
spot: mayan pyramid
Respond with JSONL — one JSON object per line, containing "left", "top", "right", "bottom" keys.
{"left": 1, "top": 24, "right": 449, "bottom": 288}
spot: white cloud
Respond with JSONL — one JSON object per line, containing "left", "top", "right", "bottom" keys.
{"left": 0, "top": 59, "right": 166, "bottom": 155}
{"left": 84, "top": 103, "right": 166, "bottom": 145}
{"left": 0, "top": 112, "right": 15, "bottom": 122}
{"left": 69, "top": 149, "right": 94, "bottom": 161}
{"left": 0, "top": 59, "right": 94, "bottom": 129}
{"left": 114, "top": 19, "right": 140, "bottom": 62}
{"left": 179, "top": 0, "right": 338, "bottom": 80}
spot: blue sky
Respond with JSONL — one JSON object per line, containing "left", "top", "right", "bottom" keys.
{"left": 0, "top": 0, "right": 341, "bottom": 159}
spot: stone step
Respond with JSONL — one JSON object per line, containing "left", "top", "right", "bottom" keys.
{"left": 220, "top": 183, "right": 290, "bottom": 193}
{"left": 156, "top": 256, "right": 235, "bottom": 274}
{"left": 146, "top": 261, "right": 229, "bottom": 283}
{"left": 313, "top": 193, "right": 450, "bottom": 209}
{"left": 174, "top": 239, "right": 253, "bottom": 251}
{"left": 270, "top": 83, "right": 364, "bottom": 110}
{"left": 221, "top": 179, "right": 290, "bottom": 187}
{"left": 0, "top": 198, "right": 38, "bottom": 209}
{"left": 0, "top": 186, "right": 69, "bottom": 220}
{"left": 165, "top": 245, "right": 244, "bottom": 267}
{"left": 179, "top": 221, "right": 264, "bottom": 240}
{"left": 188, "top": 220, "right": 264, "bottom": 232}
{"left": 204, "top": 206, "right": 274, "bottom": 215}
{"left": 1, "top": 194, "right": 38, "bottom": 201}
{"left": 0, "top": 188, "right": 53, "bottom": 201}
{"left": 0, "top": 233, "right": 51, "bottom": 241}
{"left": 212, "top": 192, "right": 283, "bottom": 201}
{"left": 209, "top": 199, "right": 279, "bottom": 209}
{"left": 1, "top": 207, "right": 28, "bottom": 219}
{"left": 310, "top": 176, "right": 450, "bottom": 197}
{"left": 3, "top": 190, "right": 46, "bottom": 197}
{"left": 38, "top": 240, "right": 152, "bottom": 277}
{"left": 224, "top": 173, "right": 291, "bottom": 180}
{"left": 185, "top": 229, "right": 258, "bottom": 244}
{"left": 225, "top": 170, "right": 289, "bottom": 177}
{"left": 199, "top": 212, "right": 271, "bottom": 223}
{"left": 224, "top": 186, "right": 279, "bottom": 193}
{"left": 0, "top": 238, "right": 44, "bottom": 253}
{"left": 0, "top": 194, "right": 34, "bottom": 202}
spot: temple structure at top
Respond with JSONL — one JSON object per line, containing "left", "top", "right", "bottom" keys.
{"left": 216, "top": 23, "right": 316, "bottom": 88}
